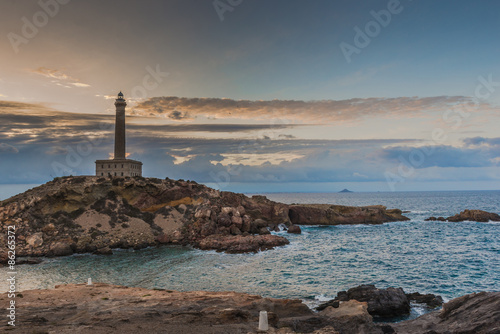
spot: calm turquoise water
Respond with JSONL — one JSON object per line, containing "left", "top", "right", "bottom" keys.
{"left": 3, "top": 191, "right": 499, "bottom": 313}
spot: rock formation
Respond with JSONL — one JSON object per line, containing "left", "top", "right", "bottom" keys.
{"left": 289, "top": 204, "right": 409, "bottom": 226}
{"left": 425, "top": 209, "right": 500, "bottom": 223}
{"left": 0, "top": 176, "right": 409, "bottom": 260}
{"left": 447, "top": 209, "right": 500, "bottom": 222}
{"left": 317, "top": 285, "right": 411, "bottom": 318}
{"left": 391, "top": 291, "right": 500, "bottom": 333}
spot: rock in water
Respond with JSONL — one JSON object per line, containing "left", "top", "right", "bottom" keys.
{"left": 287, "top": 224, "right": 302, "bottom": 234}
{"left": 318, "top": 285, "right": 410, "bottom": 318}
{"left": 392, "top": 291, "right": 500, "bottom": 333}
{"left": 406, "top": 292, "right": 443, "bottom": 308}
{"left": 446, "top": 209, "right": 500, "bottom": 222}
{"left": 289, "top": 205, "right": 409, "bottom": 225}
{"left": 197, "top": 234, "right": 289, "bottom": 253}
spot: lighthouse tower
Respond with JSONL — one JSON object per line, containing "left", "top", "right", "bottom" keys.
{"left": 95, "top": 92, "right": 143, "bottom": 177}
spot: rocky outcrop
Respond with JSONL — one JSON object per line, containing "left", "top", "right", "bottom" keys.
{"left": 447, "top": 209, "right": 500, "bottom": 222}
{"left": 406, "top": 292, "right": 443, "bottom": 308}
{"left": 392, "top": 291, "right": 500, "bottom": 334}
{"left": 287, "top": 224, "right": 302, "bottom": 234}
{"left": 289, "top": 205, "right": 409, "bottom": 226}
{"left": 319, "top": 300, "right": 383, "bottom": 334}
{"left": 0, "top": 176, "right": 410, "bottom": 261}
{"left": 317, "top": 285, "right": 410, "bottom": 318}
{"left": 0, "top": 176, "right": 293, "bottom": 259}
{"left": 426, "top": 209, "right": 500, "bottom": 223}
{"left": 198, "top": 234, "right": 290, "bottom": 253}
{"left": 425, "top": 216, "right": 447, "bottom": 221}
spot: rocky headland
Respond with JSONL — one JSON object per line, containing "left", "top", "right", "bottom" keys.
{"left": 1, "top": 283, "right": 498, "bottom": 333}
{"left": 0, "top": 176, "right": 409, "bottom": 261}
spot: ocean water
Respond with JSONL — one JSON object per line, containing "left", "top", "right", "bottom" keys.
{"left": 3, "top": 191, "right": 499, "bottom": 317}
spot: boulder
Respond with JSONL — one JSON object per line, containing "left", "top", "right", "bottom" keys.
{"left": 287, "top": 225, "right": 302, "bottom": 234}
{"left": 217, "top": 213, "right": 232, "bottom": 227}
{"left": 229, "top": 225, "right": 242, "bottom": 235}
{"left": 319, "top": 300, "right": 383, "bottom": 334}
{"left": 392, "top": 292, "right": 500, "bottom": 333}
{"left": 155, "top": 233, "right": 171, "bottom": 244}
{"left": 94, "top": 246, "right": 113, "bottom": 255}
{"left": 406, "top": 292, "right": 443, "bottom": 308}
{"left": 26, "top": 232, "right": 44, "bottom": 248}
{"left": 49, "top": 242, "right": 73, "bottom": 257}
{"left": 259, "top": 227, "right": 271, "bottom": 235}
{"left": 319, "top": 285, "right": 410, "bottom": 318}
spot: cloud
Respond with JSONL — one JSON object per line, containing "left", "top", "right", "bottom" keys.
{"left": 133, "top": 95, "right": 484, "bottom": 123}
{"left": 0, "top": 143, "right": 18, "bottom": 153}
{"left": 30, "top": 67, "right": 91, "bottom": 88}
{"left": 45, "top": 147, "right": 69, "bottom": 155}
{"left": 1, "top": 99, "right": 499, "bottom": 187}
{"left": 380, "top": 137, "right": 500, "bottom": 168}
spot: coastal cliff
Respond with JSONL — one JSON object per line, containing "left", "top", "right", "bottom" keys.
{"left": 0, "top": 176, "right": 409, "bottom": 259}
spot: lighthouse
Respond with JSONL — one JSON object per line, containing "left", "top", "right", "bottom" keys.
{"left": 95, "top": 92, "right": 143, "bottom": 177}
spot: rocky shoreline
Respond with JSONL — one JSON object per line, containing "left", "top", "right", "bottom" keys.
{"left": 0, "top": 176, "right": 409, "bottom": 261}
{"left": 1, "top": 283, "right": 498, "bottom": 333}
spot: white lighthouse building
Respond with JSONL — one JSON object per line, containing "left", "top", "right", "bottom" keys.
{"left": 95, "top": 92, "right": 143, "bottom": 177}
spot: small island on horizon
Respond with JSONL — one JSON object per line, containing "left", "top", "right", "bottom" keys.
{"left": 339, "top": 188, "right": 354, "bottom": 193}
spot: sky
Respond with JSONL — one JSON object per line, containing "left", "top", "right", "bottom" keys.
{"left": 1, "top": 0, "right": 500, "bottom": 197}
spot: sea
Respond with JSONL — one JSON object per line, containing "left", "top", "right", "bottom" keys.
{"left": 2, "top": 190, "right": 499, "bottom": 319}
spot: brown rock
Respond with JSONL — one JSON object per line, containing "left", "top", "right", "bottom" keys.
{"left": 289, "top": 204, "right": 409, "bottom": 226}
{"left": 217, "top": 213, "right": 232, "bottom": 227}
{"left": 231, "top": 215, "right": 243, "bottom": 227}
{"left": 49, "top": 242, "right": 73, "bottom": 256}
{"left": 229, "top": 225, "right": 242, "bottom": 235}
{"left": 323, "top": 285, "right": 410, "bottom": 318}
{"left": 446, "top": 209, "right": 500, "bottom": 222}
{"left": 26, "top": 232, "right": 44, "bottom": 248}
{"left": 287, "top": 225, "right": 302, "bottom": 234}
{"left": 406, "top": 292, "right": 443, "bottom": 308}
{"left": 259, "top": 227, "right": 271, "bottom": 235}
{"left": 155, "top": 232, "right": 171, "bottom": 244}
{"left": 198, "top": 234, "right": 289, "bottom": 253}
{"left": 319, "top": 300, "right": 383, "bottom": 334}
{"left": 94, "top": 246, "right": 113, "bottom": 255}
{"left": 393, "top": 292, "right": 500, "bottom": 334}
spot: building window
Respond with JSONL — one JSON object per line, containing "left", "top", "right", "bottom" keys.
{"left": 122, "top": 164, "right": 124, "bottom": 168}
{"left": 101, "top": 164, "right": 104, "bottom": 168}
{"left": 121, "top": 172, "right": 123, "bottom": 176}
{"left": 115, "top": 164, "right": 117, "bottom": 168}
{"left": 114, "top": 172, "right": 117, "bottom": 176}
{"left": 108, "top": 173, "right": 111, "bottom": 176}
{"left": 108, "top": 164, "right": 110, "bottom": 168}
{"left": 101, "top": 173, "right": 103, "bottom": 176}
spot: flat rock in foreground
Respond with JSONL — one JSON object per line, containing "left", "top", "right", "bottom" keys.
{"left": 0, "top": 283, "right": 374, "bottom": 334}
